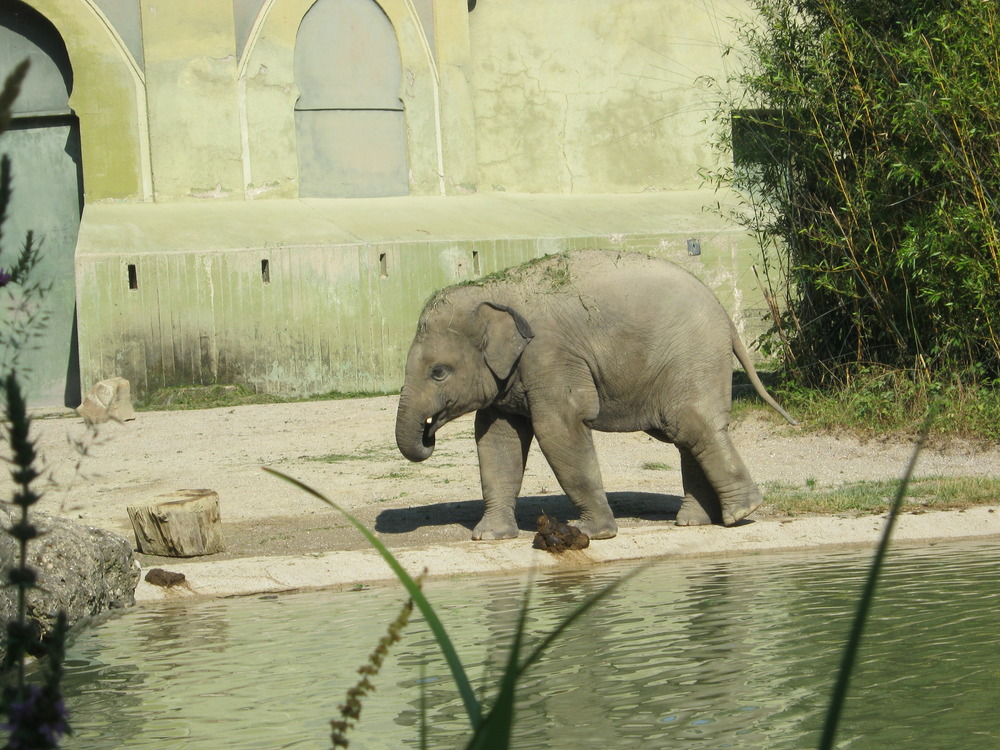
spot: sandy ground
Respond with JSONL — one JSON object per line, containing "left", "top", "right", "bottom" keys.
{"left": 6, "top": 396, "right": 1000, "bottom": 604}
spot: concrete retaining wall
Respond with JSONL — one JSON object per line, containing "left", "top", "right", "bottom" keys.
{"left": 76, "top": 192, "right": 769, "bottom": 399}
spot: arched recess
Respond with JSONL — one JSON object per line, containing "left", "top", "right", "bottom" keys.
{"left": 0, "top": 0, "right": 82, "bottom": 406}
{"left": 22, "top": 0, "right": 149, "bottom": 201}
{"left": 238, "top": 0, "right": 442, "bottom": 197}
{"left": 294, "top": 0, "right": 409, "bottom": 198}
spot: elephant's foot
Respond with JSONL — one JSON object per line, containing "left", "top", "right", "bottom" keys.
{"left": 574, "top": 514, "right": 618, "bottom": 540}
{"left": 472, "top": 510, "right": 519, "bottom": 540}
{"left": 720, "top": 489, "right": 763, "bottom": 527}
{"left": 675, "top": 495, "right": 722, "bottom": 526}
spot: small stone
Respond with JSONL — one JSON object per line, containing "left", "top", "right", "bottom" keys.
{"left": 144, "top": 568, "right": 186, "bottom": 587}
{"left": 77, "top": 377, "right": 136, "bottom": 425}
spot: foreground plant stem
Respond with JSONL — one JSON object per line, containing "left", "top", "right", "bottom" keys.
{"left": 2, "top": 373, "right": 70, "bottom": 749}
{"left": 266, "top": 466, "right": 641, "bottom": 749}
{"left": 331, "top": 583, "right": 421, "bottom": 748}
{"left": 818, "top": 418, "right": 929, "bottom": 749}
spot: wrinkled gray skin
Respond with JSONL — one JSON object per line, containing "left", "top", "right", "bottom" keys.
{"left": 395, "top": 251, "right": 796, "bottom": 541}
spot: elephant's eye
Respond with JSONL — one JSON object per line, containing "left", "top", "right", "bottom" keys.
{"left": 429, "top": 364, "right": 451, "bottom": 382}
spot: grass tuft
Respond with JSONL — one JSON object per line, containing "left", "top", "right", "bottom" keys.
{"left": 136, "top": 385, "right": 396, "bottom": 411}
{"left": 733, "top": 366, "right": 1000, "bottom": 443}
{"left": 762, "top": 476, "right": 1000, "bottom": 516}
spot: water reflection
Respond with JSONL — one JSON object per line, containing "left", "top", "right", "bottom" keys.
{"left": 59, "top": 540, "right": 1000, "bottom": 749}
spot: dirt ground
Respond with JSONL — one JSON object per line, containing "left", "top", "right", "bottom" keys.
{"left": 6, "top": 395, "right": 1000, "bottom": 600}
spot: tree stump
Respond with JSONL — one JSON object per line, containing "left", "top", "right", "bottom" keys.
{"left": 127, "top": 490, "right": 225, "bottom": 557}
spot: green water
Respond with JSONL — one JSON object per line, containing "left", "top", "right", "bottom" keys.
{"left": 60, "top": 539, "right": 1000, "bottom": 749}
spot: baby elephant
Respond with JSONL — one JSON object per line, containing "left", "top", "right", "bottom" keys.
{"left": 394, "top": 250, "right": 795, "bottom": 541}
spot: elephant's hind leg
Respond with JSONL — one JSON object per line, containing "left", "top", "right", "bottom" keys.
{"left": 685, "top": 425, "right": 763, "bottom": 526}
{"left": 644, "top": 430, "right": 722, "bottom": 526}
{"left": 676, "top": 414, "right": 764, "bottom": 526}
{"left": 676, "top": 447, "right": 724, "bottom": 526}
{"left": 532, "top": 408, "right": 618, "bottom": 540}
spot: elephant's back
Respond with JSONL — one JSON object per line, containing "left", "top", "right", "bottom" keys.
{"left": 506, "top": 250, "right": 731, "bottom": 362}
{"left": 425, "top": 250, "right": 725, "bottom": 329}
{"left": 477, "top": 250, "right": 713, "bottom": 300}
{"left": 564, "top": 250, "right": 725, "bottom": 320}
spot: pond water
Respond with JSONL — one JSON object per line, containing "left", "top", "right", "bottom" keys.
{"left": 60, "top": 539, "right": 999, "bottom": 749}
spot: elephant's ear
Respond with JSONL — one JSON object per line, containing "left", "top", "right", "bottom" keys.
{"left": 478, "top": 302, "right": 534, "bottom": 380}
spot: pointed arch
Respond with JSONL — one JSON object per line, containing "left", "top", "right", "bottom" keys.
{"left": 237, "top": 0, "right": 444, "bottom": 197}
{"left": 294, "top": 0, "right": 408, "bottom": 198}
{"left": 21, "top": 0, "right": 150, "bottom": 200}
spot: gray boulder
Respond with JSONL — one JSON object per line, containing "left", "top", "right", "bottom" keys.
{"left": 1, "top": 505, "right": 139, "bottom": 661}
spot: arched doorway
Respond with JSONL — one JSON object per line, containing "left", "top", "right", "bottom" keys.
{"left": 294, "top": 0, "right": 409, "bottom": 198}
{"left": 0, "top": 0, "right": 83, "bottom": 407}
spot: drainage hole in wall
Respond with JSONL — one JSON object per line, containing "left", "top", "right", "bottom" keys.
{"left": 127, "top": 264, "right": 138, "bottom": 290}
{"left": 379, "top": 253, "right": 388, "bottom": 278}
{"left": 261, "top": 259, "right": 270, "bottom": 284}
{"left": 473, "top": 250, "right": 481, "bottom": 275}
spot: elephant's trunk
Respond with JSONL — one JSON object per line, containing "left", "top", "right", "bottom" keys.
{"left": 395, "top": 395, "right": 436, "bottom": 462}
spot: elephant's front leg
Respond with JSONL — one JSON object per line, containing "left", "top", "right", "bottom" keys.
{"left": 531, "top": 406, "right": 618, "bottom": 540}
{"left": 473, "top": 409, "right": 533, "bottom": 540}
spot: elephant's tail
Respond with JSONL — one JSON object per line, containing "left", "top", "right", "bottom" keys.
{"left": 730, "top": 325, "right": 798, "bottom": 425}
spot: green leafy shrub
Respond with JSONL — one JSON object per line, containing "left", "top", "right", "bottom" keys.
{"left": 707, "top": 0, "right": 1000, "bottom": 388}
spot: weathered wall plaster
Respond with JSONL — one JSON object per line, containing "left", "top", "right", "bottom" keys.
{"left": 468, "top": 0, "right": 749, "bottom": 193}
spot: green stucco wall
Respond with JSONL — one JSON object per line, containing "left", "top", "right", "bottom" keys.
{"left": 10, "top": 0, "right": 763, "bottom": 401}
{"left": 28, "top": 0, "right": 749, "bottom": 203}
{"left": 141, "top": 0, "right": 244, "bottom": 200}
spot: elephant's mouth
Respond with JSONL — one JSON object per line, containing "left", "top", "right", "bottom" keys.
{"left": 423, "top": 410, "right": 447, "bottom": 443}
{"left": 400, "top": 405, "right": 455, "bottom": 462}
{"left": 397, "top": 402, "right": 450, "bottom": 463}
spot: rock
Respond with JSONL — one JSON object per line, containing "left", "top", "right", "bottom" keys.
{"left": 127, "top": 489, "right": 225, "bottom": 557}
{"left": 144, "top": 568, "right": 186, "bottom": 587}
{"left": 0, "top": 505, "right": 140, "bottom": 663}
{"left": 532, "top": 514, "right": 590, "bottom": 553}
{"left": 76, "top": 377, "right": 135, "bottom": 425}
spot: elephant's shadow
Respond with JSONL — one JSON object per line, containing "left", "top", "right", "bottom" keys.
{"left": 374, "top": 491, "right": 683, "bottom": 536}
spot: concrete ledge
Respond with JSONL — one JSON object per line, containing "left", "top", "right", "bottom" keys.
{"left": 134, "top": 505, "right": 1000, "bottom": 602}
{"left": 78, "top": 191, "right": 742, "bottom": 256}
{"left": 75, "top": 191, "right": 770, "bottom": 400}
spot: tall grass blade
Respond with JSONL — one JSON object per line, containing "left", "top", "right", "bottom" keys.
{"left": 465, "top": 563, "right": 646, "bottom": 749}
{"left": 818, "top": 417, "right": 931, "bottom": 749}
{"left": 263, "top": 467, "right": 482, "bottom": 728}
{"left": 464, "top": 591, "right": 530, "bottom": 749}
{"left": 516, "top": 564, "right": 643, "bottom": 681}
{"left": 419, "top": 664, "right": 428, "bottom": 750}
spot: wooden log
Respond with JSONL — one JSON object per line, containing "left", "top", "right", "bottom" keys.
{"left": 127, "top": 489, "right": 225, "bottom": 557}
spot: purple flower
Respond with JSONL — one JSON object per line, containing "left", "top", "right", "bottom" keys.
{"left": 0, "top": 268, "right": 10, "bottom": 287}
{"left": 2, "top": 685, "right": 70, "bottom": 749}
